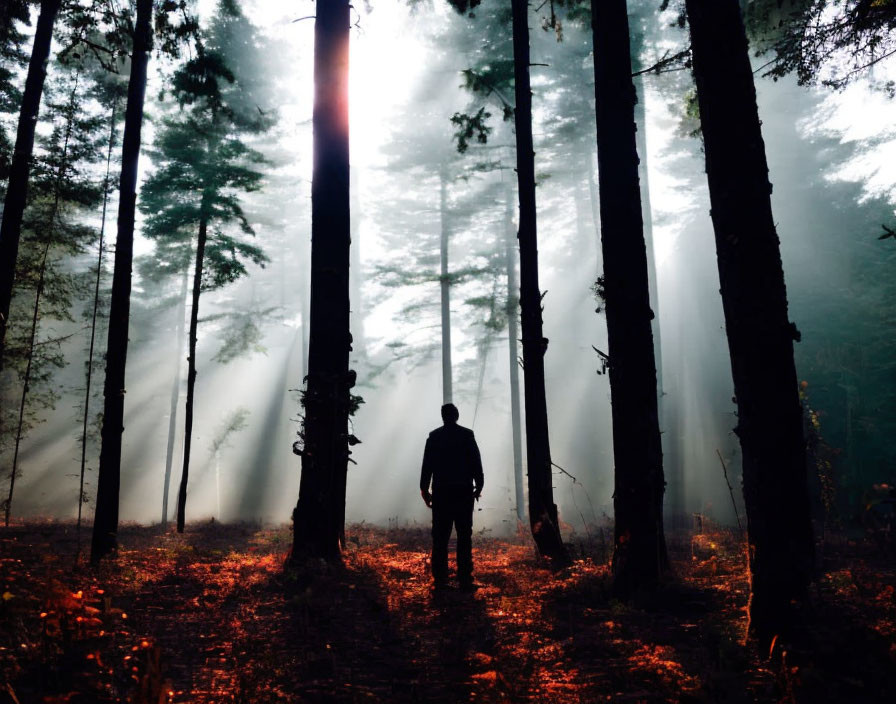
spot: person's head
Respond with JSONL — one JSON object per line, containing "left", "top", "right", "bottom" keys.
{"left": 441, "top": 403, "right": 459, "bottom": 425}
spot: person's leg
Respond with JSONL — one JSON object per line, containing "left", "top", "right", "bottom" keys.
{"left": 431, "top": 495, "right": 453, "bottom": 584}
{"left": 454, "top": 490, "right": 475, "bottom": 585}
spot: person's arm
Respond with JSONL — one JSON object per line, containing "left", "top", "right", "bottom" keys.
{"left": 420, "top": 435, "right": 434, "bottom": 507}
{"left": 470, "top": 432, "right": 484, "bottom": 499}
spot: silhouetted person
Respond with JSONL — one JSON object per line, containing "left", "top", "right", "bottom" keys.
{"left": 420, "top": 403, "right": 484, "bottom": 589}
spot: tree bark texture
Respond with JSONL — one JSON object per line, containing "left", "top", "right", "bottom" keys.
{"left": 439, "top": 164, "right": 453, "bottom": 405}
{"left": 685, "top": 0, "right": 813, "bottom": 639}
{"left": 176, "top": 214, "right": 207, "bottom": 533}
{"left": 510, "top": 0, "right": 566, "bottom": 562}
{"left": 0, "top": 0, "right": 61, "bottom": 370}
{"left": 592, "top": 0, "right": 669, "bottom": 594}
{"left": 91, "top": 0, "right": 153, "bottom": 562}
{"left": 292, "top": 0, "right": 352, "bottom": 562}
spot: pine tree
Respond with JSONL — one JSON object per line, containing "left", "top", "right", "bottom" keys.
{"left": 141, "top": 99, "right": 268, "bottom": 534}
{"left": 91, "top": 0, "right": 153, "bottom": 562}
{"left": 292, "top": 0, "right": 353, "bottom": 561}
{"left": 3, "top": 60, "right": 104, "bottom": 526}
{"left": 508, "top": 0, "right": 567, "bottom": 561}
{"left": 591, "top": 0, "right": 668, "bottom": 594}
{"left": 685, "top": 0, "right": 814, "bottom": 641}
{"left": 445, "top": 0, "right": 568, "bottom": 555}
{"left": 141, "top": 0, "right": 272, "bottom": 534}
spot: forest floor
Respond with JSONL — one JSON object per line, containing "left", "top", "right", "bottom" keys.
{"left": 1, "top": 520, "right": 894, "bottom": 703}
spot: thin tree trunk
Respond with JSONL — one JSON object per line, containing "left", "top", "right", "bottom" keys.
{"left": 161, "top": 268, "right": 188, "bottom": 527}
{"left": 685, "top": 0, "right": 813, "bottom": 641}
{"left": 592, "top": 0, "right": 668, "bottom": 593}
{"left": 6, "top": 69, "right": 80, "bottom": 527}
{"left": 0, "top": 0, "right": 61, "bottom": 370}
{"left": 505, "top": 183, "right": 525, "bottom": 524}
{"left": 439, "top": 163, "right": 453, "bottom": 405}
{"left": 292, "top": 0, "right": 352, "bottom": 562}
{"left": 78, "top": 95, "right": 119, "bottom": 548}
{"left": 176, "top": 214, "right": 208, "bottom": 534}
{"left": 510, "top": 0, "right": 566, "bottom": 562}
{"left": 91, "top": 0, "right": 153, "bottom": 562}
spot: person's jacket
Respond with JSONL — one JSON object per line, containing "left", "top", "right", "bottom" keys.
{"left": 420, "top": 422, "right": 484, "bottom": 493}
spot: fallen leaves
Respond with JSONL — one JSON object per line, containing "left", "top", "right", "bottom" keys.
{"left": 1, "top": 522, "right": 895, "bottom": 702}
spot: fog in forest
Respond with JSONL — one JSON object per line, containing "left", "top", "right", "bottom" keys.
{"left": 4, "top": 0, "right": 895, "bottom": 536}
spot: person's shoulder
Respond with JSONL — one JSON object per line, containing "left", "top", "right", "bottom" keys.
{"left": 428, "top": 426, "right": 445, "bottom": 438}
{"left": 456, "top": 424, "right": 475, "bottom": 437}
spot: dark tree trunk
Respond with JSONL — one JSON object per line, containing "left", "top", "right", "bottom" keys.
{"left": 510, "top": 0, "right": 566, "bottom": 562}
{"left": 162, "top": 269, "right": 188, "bottom": 527}
{"left": 292, "top": 0, "right": 352, "bottom": 562}
{"left": 0, "top": 0, "right": 61, "bottom": 370}
{"left": 592, "top": 0, "right": 669, "bottom": 594}
{"left": 91, "top": 0, "right": 153, "bottom": 563}
{"left": 505, "top": 183, "right": 525, "bottom": 523}
{"left": 685, "top": 0, "right": 813, "bottom": 640}
{"left": 175, "top": 214, "right": 208, "bottom": 534}
{"left": 439, "top": 164, "right": 453, "bottom": 404}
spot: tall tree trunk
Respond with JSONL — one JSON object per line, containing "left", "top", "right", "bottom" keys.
{"left": 292, "top": 0, "right": 352, "bottom": 562}
{"left": 78, "top": 95, "right": 119, "bottom": 548}
{"left": 685, "top": 0, "right": 813, "bottom": 640}
{"left": 0, "top": 0, "right": 61, "bottom": 371}
{"left": 439, "top": 163, "right": 453, "bottom": 404}
{"left": 592, "top": 0, "right": 668, "bottom": 593}
{"left": 176, "top": 213, "right": 208, "bottom": 534}
{"left": 161, "top": 268, "right": 188, "bottom": 526}
{"left": 505, "top": 183, "right": 525, "bottom": 523}
{"left": 91, "top": 0, "right": 153, "bottom": 562}
{"left": 510, "top": 0, "right": 566, "bottom": 562}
